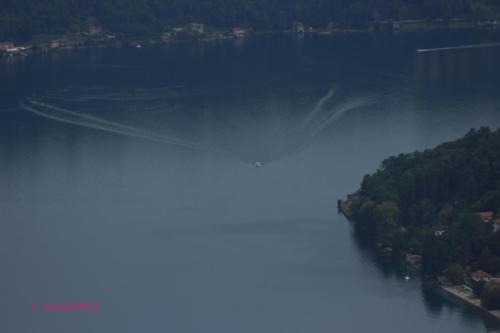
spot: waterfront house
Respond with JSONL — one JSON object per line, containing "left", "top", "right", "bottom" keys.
{"left": 292, "top": 22, "right": 305, "bottom": 34}
{"left": 50, "top": 40, "right": 62, "bottom": 49}
{"left": 470, "top": 270, "right": 492, "bottom": 282}
{"left": 479, "top": 211, "right": 494, "bottom": 223}
{"left": 233, "top": 27, "right": 246, "bottom": 38}
{"left": 432, "top": 224, "right": 446, "bottom": 237}
{"left": 5, "top": 47, "right": 24, "bottom": 56}
{"left": 187, "top": 23, "right": 204, "bottom": 35}
{"left": 88, "top": 24, "right": 102, "bottom": 36}
{"left": 161, "top": 32, "right": 173, "bottom": 42}
{"left": 406, "top": 254, "right": 422, "bottom": 266}
{"left": 494, "top": 219, "right": 500, "bottom": 232}
{"left": 0, "top": 41, "right": 14, "bottom": 51}
{"left": 399, "top": 226, "right": 408, "bottom": 235}
{"left": 172, "top": 27, "right": 186, "bottom": 33}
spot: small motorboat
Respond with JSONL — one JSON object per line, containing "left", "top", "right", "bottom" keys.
{"left": 255, "top": 161, "right": 262, "bottom": 168}
{"left": 404, "top": 276, "right": 411, "bottom": 281}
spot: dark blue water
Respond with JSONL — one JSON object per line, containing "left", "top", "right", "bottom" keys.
{"left": 1, "top": 30, "right": 500, "bottom": 332}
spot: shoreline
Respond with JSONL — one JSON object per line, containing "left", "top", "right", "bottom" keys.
{"left": 2, "top": 18, "right": 498, "bottom": 62}
{"left": 339, "top": 198, "right": 500, "bottom": 322}
{"left": 441, "top": 285, "right": 500, "bottom": 321}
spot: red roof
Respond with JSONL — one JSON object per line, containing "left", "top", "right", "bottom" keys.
{"left": 471, "top": 270, "right": 492, "bottom": 279}
{"left": 479, "top": 212, "right": 494, "bottom": 219}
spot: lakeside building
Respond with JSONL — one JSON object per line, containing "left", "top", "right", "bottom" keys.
{"left": 161, "top": 32, "right": 173, "bottom": 42}
{"left": 292, "top": 22, "right": 305, "bottom": 34}
{"left": 88, "top": 24, "right": 102, "bottom": 36}
{"left": 187, "top": 23, "right": 204, "bottom": 35}
{"left": 172, "top": 27, "right": 186, "bottom": 33}
{"left": 0, "top": 41, "right": 14, "bottom": 51}
{"left": 432, "top": 224, "right": 447, "bottom": 237}
{"left": 50, "top": 40, "right": 62, "bottom": 49}
{"left": 233, "top": 27, "right": 246, "bottom": 38}
{"left": 470, "top": 270, "right": 492, "bottom": 282}
{"left": 479, "top": 211, "right": 494, "bottom": 223}
{"left": 406, "top": 254, "right": 422, "bottom": 266}
{"left": 494, "top": 219, "right": 500, "bottom": 232}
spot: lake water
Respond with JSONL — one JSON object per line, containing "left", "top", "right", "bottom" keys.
{"left": 1, "top": 30, "right": 500, "bottom": 333}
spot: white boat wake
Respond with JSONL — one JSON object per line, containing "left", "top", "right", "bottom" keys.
{"left": 20, "top": 83, "right": 391, "bottom": 165}
{"left": 300, "top": 86, "right": 337, "bottom": 132}
{"left": 21, "top": 101, "right": 206, "bottom": 151}
{"left": 308, "top": 96, "right": 375, "bottom": 138}
{"left": 417, "top": 42, "right": 500, "bottom": 53}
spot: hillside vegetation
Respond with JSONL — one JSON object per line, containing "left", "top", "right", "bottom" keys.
{"left": 345, "top": 127, "right": 500, "bottom": 278}
{"left": 1, "top": 0, "right": 499, "bottom": 40}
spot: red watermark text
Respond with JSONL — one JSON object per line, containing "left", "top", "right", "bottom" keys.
{"left": 32, "top": 302, "right": 100, "bottom": 312}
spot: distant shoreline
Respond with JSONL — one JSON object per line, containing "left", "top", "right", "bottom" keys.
{"left": 2, "top": 17, "right": 498, "bottom": 62}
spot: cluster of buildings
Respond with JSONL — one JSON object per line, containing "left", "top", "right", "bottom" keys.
{"left": 0, "top": 32, "right": 118, "bottom": 60}
{"left": 477, "top": 211, "right": 500, "bottom": 232}
{"left": 3, "top": 18, "right": 408, "bottom": 60}
{"left": 0, "top": 22, "right": 117, "bottom": 60}
{"left": 412, "top": 211, "right": 500, "bottom": 288}
{"left": 0, "top": 41, "right": 29, "bottom": 57}
{"left": 430, "top": 211, "right": 500, "bottom": 238}
{"left": 476, "top": 20, "right": 498, "bottom": 29}
{"left": 160, "top": 21, "right": 324, "bottom": 43}
{"left": 161, "top": 23, "right": 248, "bottom": 43}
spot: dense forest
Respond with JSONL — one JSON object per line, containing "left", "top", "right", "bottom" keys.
{"left": 344, "top": 127, "right": 500, "bottom": 307}
{"left": 1, "top": 0, "right": 499, "bottom": 40}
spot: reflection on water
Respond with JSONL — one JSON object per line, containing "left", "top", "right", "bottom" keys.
{"left": 1, "top": 31, "right": 500, "bottom": 333}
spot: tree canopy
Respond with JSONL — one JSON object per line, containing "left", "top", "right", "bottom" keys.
{"left": 347, "top": 127, "right": 500, "bottom": 278}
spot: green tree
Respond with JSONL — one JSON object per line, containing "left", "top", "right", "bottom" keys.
{"left": 421, "top": 234, "right": 448, "bottom": 277}
{"left": 481, "top": 282, "right": 500, "bottom": 310}
{"left": 373, "top": 201, "right": 401, "bottom": 244}
{"left": 443, "top": 263, "right": 466, "bottom": 285}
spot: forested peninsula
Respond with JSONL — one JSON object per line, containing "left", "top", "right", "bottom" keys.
{"left": 341, "top": 127, "right": 500, "bottom": 310}
{"left": 1, "top": 0, "right": 500, "bottom": 40}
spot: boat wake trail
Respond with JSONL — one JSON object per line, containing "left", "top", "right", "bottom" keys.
{"left": 417, "top": 42, "right": 500, "bottom": 53}
{"left": 308, "top": 96, "right": 375, "bottom": 138}
{"left": 21, "top": 100, "right": 206, "bottom": 151}
{"left": 300, "top": 86, "right": 336, "bottom": 132}
{"left": 298, "top": 85, "right": 377, "bottom": 140}
{"left": 19, "top": 82, "right": 387, "bottom": 166}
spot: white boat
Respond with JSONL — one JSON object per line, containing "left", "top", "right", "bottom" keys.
{"left": 255, "top": 161, "right": 262, "bottom": 168}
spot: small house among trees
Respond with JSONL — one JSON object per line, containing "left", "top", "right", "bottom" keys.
{"left": 471, "top": 270, "right": 492, "bottom": 282}
{"left": 432, "top": 224, "right": 446, "bottom": 237}
{"left": 0, "top": 41, "right": 14, "bottom": 50}
{"left": 479, "top": 211, "right": 494, "bottom": 223}
{"left": 292, "top": 22, "right": 305, "bottom": 34}
{"left": 232, "top": 27, "right": 246, "bottom": 38}
{"left": 187, "top": 23, "right": 204, "bottom": 35}
{"left": 494, "top": 219, "right": 500, "bottom": 232}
